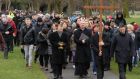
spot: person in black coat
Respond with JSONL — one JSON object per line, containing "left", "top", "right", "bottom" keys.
{"left": 111, "top": 25, "right": 135, "bottom": 79}
{"left": 103, "top": 23, "right": 111, "bottom": 71}
{"left": 36, "top": 28, "right": 49, "bottom": 70}
{"left": 49, "top": 23, "right": 68, "bottom": 79}
{"left": 33, "top": 17, "right": 48, "bottom": 63}
{"left": 135, "top": 27, "right": 140, "bottom": 56}
{"left": 91, "top": 24, "right": 104, "bottom": 79}
{"left": 0, "top": 15, "right": 16, "bottom": 59}
{"left": 74, "top": 20, "right": 92, "bottom": 78}
{"left": 115, "top": 12, "right": 126, "bottom": 27}
{"left": 20, "top": 17, "right": 36, "bottom": 68}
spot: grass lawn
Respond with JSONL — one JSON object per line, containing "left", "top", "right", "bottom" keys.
{"left": 111, "top": 60, "right": 140, "bottom": 79}
{"left": 126, "top": 17, "right": 140, "bottom": 25}
{"left": 0, "top": 47, "right": 47, "bottom": 79}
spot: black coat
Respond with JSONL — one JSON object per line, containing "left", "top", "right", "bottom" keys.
{"left": 33, "top": 23, "right": 48, "bottom": 45}
{"left": 103, "top": 29, "right": 111, "bottom": 48}
{"left": 91, "top": 32, "right": 99, "bottom": 54}
{"left": 74, "top": 28, "right": 91, "bottom": 63}
{"left": 135, "top": 28, "right": 140, "bottom": 50}
{"left": 115, "top": 12, "right": 126, "bottom": 26}
{"left": 0, "top": 22, "right": 14, "bottom": 41}
{"left": 36, "top": 32, "right": 48, "bottom": 55}
{"left": 49, "top": 31, "right": 68, "bottom": 64}
{"left": 20, "top": 25, "right": 36, "bottom": 45}
{"left": 111, "top": 32, "right": 135, "bottom": 64}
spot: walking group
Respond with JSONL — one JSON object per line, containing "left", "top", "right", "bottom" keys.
{"left": 0, "top": 10, "right": 140, "bottom": 79}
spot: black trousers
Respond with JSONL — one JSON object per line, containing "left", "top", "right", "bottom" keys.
{"left": 128, "top": 57, "right": 133, "bottom": 71}
{"left": 39, "top": 54, "right": 49, "bottom": 67}
{"left": 96, "top": 55, "right": 104, "bottom": 79}
{"left": 118, "top": 63, "right": 127, "bottom": 79}
{"left": 53, "top": 64, "right": 63, "bottom": 77}
{"left": 34, "top": 52, "right": 39, "bottom": 62}
{"left": 4, "top": 39, "right": 13, "bottom": 59}
{"left": 75, "top": 62, "right": 90, "bottom": 76}
{"left": 103, "top": 48, "right": 111, "bottom": 69}
{"left": 14, "top": 32, "right": 20, "bottom": 46}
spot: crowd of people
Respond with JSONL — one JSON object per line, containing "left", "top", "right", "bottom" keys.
{"left": 0, "top": 10, "right": 140, "bottom": 79}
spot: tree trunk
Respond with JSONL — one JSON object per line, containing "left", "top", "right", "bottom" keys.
{"left": 123, "top": 0, "right": 129, "bottom": 18}
{"left": 33, "top": 0, "right": 40, "bottom": 11}
{"left": 8, "top": 0, "right": 11, "bottom": 10}
{"left": 68, "top": 0, "right": 75, "bottom": 15}
{"left": 47, "top": 0, "right": 51, "bottom": 13}
{"left": 0, "top": 0, "right": 2, "bottom": 12}
{"left": 110, "top": 0, "right": 116, "bottom": 14}
{"left": 83, "top": 0, "right": 92, "bottom": 17}
{"left": 56, "top": 0, "right": 62, "bottom": 13}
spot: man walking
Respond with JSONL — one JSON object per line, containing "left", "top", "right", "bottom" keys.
{"left": 111, "top": 25, "right": 135, "bottom": 79}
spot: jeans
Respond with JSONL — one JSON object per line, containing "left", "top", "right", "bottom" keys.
{"left": 24, "top": 45, "right": 34, "bottom": 66}
{"left": 91, "top": 49, "right": 97, "bottom": 72}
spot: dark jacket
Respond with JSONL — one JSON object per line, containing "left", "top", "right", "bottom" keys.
{"left": 91, "top": 32, "right": 99, "bottom": 54}
{"left": 74, "top": 28, "right": 91, "bottom": 63}
{"left": 115, "top": 12, "right": 126, "bottom": 26}
{"left": 33, "top": 23, "right": 48, "bottom": 45}
{"left": 20, "top": 24, "right": 36, "bottom": 45}
{"left": 49, "top": 31, "right": 68, "bottom": 64}
{"left": 0, "top": 21, "right": 14, "bottom": 41}
{"left": 103, "top": 29, "right": 111, "bottom": 48}
{"left": 111, "top": 32, "right": 135, "bottom": 64}
{"left": 44, "top": 20, "right": 52, "bottom": 29}
{"left": 135, "top": 28, "right": 140, "bottom": 50}
{"left": 36, "top": 32, "right": 48, "bottom": 55}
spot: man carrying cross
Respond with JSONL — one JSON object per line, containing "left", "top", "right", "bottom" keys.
{"left": 83, "top": 0, "right": 118, "bottom": 79}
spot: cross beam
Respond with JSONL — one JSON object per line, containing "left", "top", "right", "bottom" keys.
{"left": 83, "top": 0, "right": 116, "bottom": 56}
{"left": 83, "top": 6, "right": 118, "bottom": 10}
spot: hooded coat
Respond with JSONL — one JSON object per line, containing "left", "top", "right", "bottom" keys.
{"left": 115, "top": 12, "right": 126, "bottom": 26}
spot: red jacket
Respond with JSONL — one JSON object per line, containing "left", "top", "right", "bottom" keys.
{"left": 8, "top": 20, "right": 17, "bottom": 36}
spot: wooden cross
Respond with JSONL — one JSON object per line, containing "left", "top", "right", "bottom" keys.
{"left": 83, "top": 0, "right": 118, "bottom": 56}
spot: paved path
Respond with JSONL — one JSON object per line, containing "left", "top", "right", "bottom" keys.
{"left": 44, "top": 63, "right": 118, "bottom": 79}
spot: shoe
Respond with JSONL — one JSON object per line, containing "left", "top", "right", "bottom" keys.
{"left": 53, "top": 75, "right": 59, "bottom": 79}
{"left": 50, "top": 70, "right": 53, "bottom": 73}
{"left": 26, "top": 63, "right": 28, "bottom": 67}
{"left": 72, "top": 65, "right": 75, "bottom": 69}
{"left": 104, "top": 68, "right": 109, "bottom": 71}
{"left": 129, "top": 67, "right": 133, "bottom": 72}
{"left": 74, "top": 75, "right": 80, "bottom": 78}
{"left": 28, "top": 66, "right": 32, "bottom": 69}
{"left": 80, "top": 75, "right": 84, "bottom": 78}
{"left": 59, "top": 75, "right": 63, "bottom": 79}
{"left": 45, "top": 67, "right": 48, "bottom": 71}
{"left": 63, "top": 66, "right": 66, "bottom": 69}
{"left": 40, "top": 66, "right": 44, "bottom": 69}
{"left": 93, "top": 72, "right": 97, "bottom": 75}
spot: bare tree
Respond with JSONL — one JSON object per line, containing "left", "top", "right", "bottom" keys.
{"left": 123, "top": 0, "right": 129, "bottom": 18}
{"left": 0, "top": 0, "right": 2, "bottom": 12}
{"left": 8, "top": 0, "right": 11, "bottom": 10}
